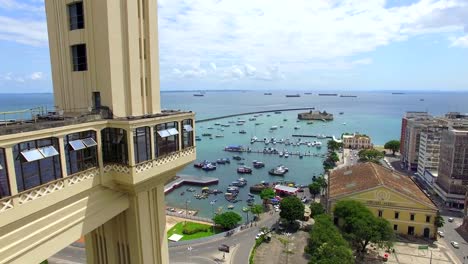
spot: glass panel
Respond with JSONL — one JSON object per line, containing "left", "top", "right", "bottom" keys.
{"left": 0, "top": 148, "right": 10, "bottom": 198}
{"left": 69, "top": 140, "right": 86, "bottom": 150}
{"left": 157, "top": 129, "right": 171, "bottom": 138}
{"left": 21, "top": 149, "right": 45, "bottom": 162}
{"left": 168, "top": 128, "right": 179, "bottom": 135}
{"left": 82, "top": 137, "right": 97, "bottom": 147}
{"left": 38, "top": 146, "right": 59, "bottom": 158}
{"left": 183, "top": 125, "right": 193, "bottom": 132}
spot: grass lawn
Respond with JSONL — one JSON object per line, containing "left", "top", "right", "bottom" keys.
{"left": 167, "top": 221, "right": 218, "bottom": 241}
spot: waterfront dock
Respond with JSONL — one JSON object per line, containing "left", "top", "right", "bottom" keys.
{"left": 291, "top": 134, "right": 333, "bottom": 138}
{"left": 164, "top": 175, "right": 219, "bottom": 194}
{"left": 223, "top": 148, "right": 327, "bottom": 158}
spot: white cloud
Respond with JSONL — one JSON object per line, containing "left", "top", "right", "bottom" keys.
{"left": 0, "top": 16, "right": 47, "bottom": 46}
{"left": 29, "top": 71, "right": 43, "bottom": 80}
{"left": 0, "top": 0, "right": 44, "bottom": 12}
{"left": 210, "top": 62, "right": 217, "bottom": 71}
{"left": 159, "top": 0, "right": 468, "bottom": 80}
{"left": 450, "top": 35, "right": 468, "bottom": 48}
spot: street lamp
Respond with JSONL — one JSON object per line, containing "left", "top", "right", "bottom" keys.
{"left": 185, "top": 199, "right": 191, "bottom": 225}
{"left": 187, "top": 246, "right": 193, "bottom": 263}
{"left": 210, "top": 200, "right": 216, "bottom": 233}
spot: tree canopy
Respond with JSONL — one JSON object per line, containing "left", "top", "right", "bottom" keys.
{"left": 327, "top": 140, "right": 343, "bottom": 151}
{"left": 334, "top": 200, "right": 394, "bottom": 253}
{"left": 384, "top": 140, "right": 400, "bottom": 155}
{"left": 309, "top": 202, "right": 325, "bottom": 217}
{"left": 260, "top": 188, "right": 276, "bottom": 201}
{"left": 305, "top": 214, "right": 353, "bottom": 264}
{"left": 213, "top": 211, "right": 242, "bottom": 230}
{"left": 279, "top": 196, "right": 305, "bottom": 223}
{"left": 358, "top": 149, "right": 384, "bottom": 163}
{"left": 308, "top": 182, "right": 321, "bottom": 199}
{"left": 435, "top": 211, "right": 444, "bottom": 228}
{"left": 250, "top": 204, "right": 263, "bottom": 217}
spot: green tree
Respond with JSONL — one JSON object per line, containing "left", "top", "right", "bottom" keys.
{"left": 358, "top": 149, "right": 384, "bottom": 163}
{"left": 435, "top": 211, "right": 444, "bottom": 228}
{"left": 384, "top": 140, "right": 400, "bottom": 155}
{"left": 308, "top": 182, "right": 321, "bottom": 199}
{"left": 309, "top": 202, "right": 325, "bottom": 217}
{"left": 334, "top": 200, "right": 394, "bottom": 253}
{"left": 279, "top": 196, "right": 305, "bottom": 223}
{"left": 327, "top": 140, "right": 343, "bottom": 151}
{"left": 305, "top": 215, "right": 353, "bottom": 264}
{"left": 315, "top": 176, "right": 327, "bottom": 195}
{"left": 250, "top": 204, "right": 263, "bottom": 219}
{"left": 213, "top": 211, "right": 242, "bottom": 230}
{"left": 260, "top": 188, "right": 276, "bottom": 206}
{"left": 330, "top": 152, "right": 340, "bottom": 162}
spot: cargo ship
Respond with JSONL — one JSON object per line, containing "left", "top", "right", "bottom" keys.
{"left": 318, "top": 93, "right": 338, "bottom": 96}
{"left": 285, "top": 94, "right": 301, "bottom": 97}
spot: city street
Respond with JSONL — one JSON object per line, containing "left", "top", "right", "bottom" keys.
{"left": 169, "top": 211, "right": 280, "bottom": 264}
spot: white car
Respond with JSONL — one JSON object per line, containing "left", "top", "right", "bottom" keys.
{"left": 275, "top": 208, "right": 280, "bottom": 212}
{"left": 451, "top": 241, "right": 459, "bottom": 248}
{"left": 448, "top": 217, "right": 454, "bottom": 222}
{"left": 437, "top": 231, "right": 444, "bottom": 237}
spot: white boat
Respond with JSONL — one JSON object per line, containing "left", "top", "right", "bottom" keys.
{"left": 342, "top": 122, "right": 346, "bottom": 125}
{"left": 279, "top": 152, "right": 284, "bottom": 157}
{"left": 251, "top": 136, "right": 258, "bottom": 141}
{"left": 215, "top": 135, "right": 224, "bottom": 138}
{"left": 294, "top": 126, "right": 300, "bottom": 130}
{"left": 284, "top": 153, "right": 289, "bottom": 158}
{"left": 270, "top": 126, "right": 278, "bottom": 130}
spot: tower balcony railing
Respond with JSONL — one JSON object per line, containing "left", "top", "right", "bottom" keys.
{"left": 0, "top": 167, "right": 100, "bottom": 216}
{"left": 104, "top": 146, "right": 196, "bottom": 185}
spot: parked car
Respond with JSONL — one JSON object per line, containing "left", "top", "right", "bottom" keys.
{"left": 448, "top": 217, "right": 454, "bottom": 222}
{"left": 437, "top": 231, "right": 444, "bottom": 237}
{"left": 218, "top": 244, "right": 230, "bottom": 253}
{"left": 451, "top": 241, "right": 459, "bottom": 248}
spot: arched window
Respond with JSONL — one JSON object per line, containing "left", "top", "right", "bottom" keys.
{"left": 14, "top": 138, "right": 62, "bottom": 192}
{"left": 182, "top": 119, "right": 194, "bottom": 149}
{"left": 155, "top": 122, "right": 179, "bottom": 157}
{"left": 65, "top": 130, "right": 98, "bottom": 175}
{"left": 0, "top": 148, "right": 10, "bottom": 198}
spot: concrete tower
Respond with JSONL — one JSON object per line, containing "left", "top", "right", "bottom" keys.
{"left": 0, "top": 1, "right": 196, "bottom": 263}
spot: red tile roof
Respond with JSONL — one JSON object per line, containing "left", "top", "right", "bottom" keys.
{"left": 329, "top": 162, "right": 436, "bottom": 209}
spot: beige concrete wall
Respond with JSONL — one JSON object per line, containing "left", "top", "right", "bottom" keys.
{"left": 45, "top": 0, "right": 161, "bottom": 117}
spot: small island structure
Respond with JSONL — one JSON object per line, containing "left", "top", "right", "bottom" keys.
{"left": 297, "top": 110, "right": 334, "bottom": 121}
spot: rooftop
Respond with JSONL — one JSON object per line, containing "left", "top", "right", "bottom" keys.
{"left": 329, "top": 162, "right": 436, "bottom": 209}
{"left": 0, "top": 109, "right": 192, "bottom": 136}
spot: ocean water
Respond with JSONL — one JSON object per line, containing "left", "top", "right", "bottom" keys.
{"left": 2, "top": 91, "right": 468, "bottom": 218}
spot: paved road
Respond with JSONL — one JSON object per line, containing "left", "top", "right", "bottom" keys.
{"left": 437, "top": 215, "right": 468, "bottom": 263}
{"left": 169, "top": 212, "right": 280, "bottom": 264}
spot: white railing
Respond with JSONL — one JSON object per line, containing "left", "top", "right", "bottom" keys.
{"left": 135, "top": 146, "right": 196, "bottom": 174}
{"left": 0, "top": 168, "right": 98, "bottom": 214}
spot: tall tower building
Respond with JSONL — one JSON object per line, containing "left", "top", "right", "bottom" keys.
{"left": 0, "top": 1, "right": 196, "bottom": 263}
{"left": 46, "top": 0, "right": 161, "bottom": 117}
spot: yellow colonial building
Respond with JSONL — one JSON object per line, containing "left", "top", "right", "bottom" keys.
{"left": 327, "top": 163, "right": 438, "bottom": 239}
{"left": 0, "top": 1, "right": 195, "bottom": 264}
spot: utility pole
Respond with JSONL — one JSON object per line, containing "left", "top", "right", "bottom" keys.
{"left": 185, "top": 199, "right": 190, "bottom": 226}
{"left": 210, "top": 200, "right": 216, "bottom": 233}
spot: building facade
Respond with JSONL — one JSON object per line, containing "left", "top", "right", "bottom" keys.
{"left": 434, "top": 128, "right": 468, "bottom": 209}
{"left": 328, "top": 163, "right": 438, "bottom": 239}
{"left": 400, "top": 113, "right": 433, "bottom": 171}
{"left": 400, "top": 112, "right": 430, "bottom": 159}
{"left": 416, "top": 124, "right": 446, "bottom": 185}
{"left": 342, "top": 133, "right": 372, "bottom": 149}
{"left": 0, "top": 1, "right": 195, "bottom": 264}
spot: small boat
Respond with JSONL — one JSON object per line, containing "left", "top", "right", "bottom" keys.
{"left": 237, "top": 166, "right": 253, "bottom": 174}
{"left": 248, "top": 193, "right": 255, "bottom": 197}
{"left": 193, "top": 93, "right": 204, "bottom": 97}
{"left": 215, "top": 134, "right": 224, "bottom": 138}
{"left": 202, "top": 163, "right": 217, "bottom": 171}
{"left": 239, "top": 130, "right": 247, "bottom": 134}
{"left": 268, "top": 166, "right": 287, "bottom": 176}
{"left": 342, "top": 122, "right": 346, "bottom": 125}
{"left": 264, "top": 92, "right": 272, "bottom": 95}
{"left": 284, "top": 153, "right": 289, "bottom": 158}
{"left": 270, "top": 126, "right": 278, "bottom": 130}
{"left": 180, "top": 192, "right": 185, "bottom": 196}
{"left": 214, "top": 122, "right": 221, "bottom": 126}
{"left": 279, "top": 152, "right": 284, "bottom": 157}
{"left": 228, "top": 205, "right": 235, "bottom": 209}
{"left": 233, "top": 155, "right": 242, "bottom": 161}
{"left": 339, "top": 112, "right": 344, "bottom": 115}
{"left": 253, "top": 161, "right": 265, "bottom": 168}
{"left": 186, "top": 187, "right": 196, "bottom": 192}
{"left": 274, "top": 111, "right": 282, "bottom": 114}
{"left": 207, "top": 127, "right": 214, "bottom": 130}
{"left": 249, "top": 118, "right": 256, "bottom": 121}
{"left": 283, "top": 119, "right": 288, "bottom": 121}
{"left": 307, "top": 121, "right": 313, "bottom": 125}
{"left": 202, "top": 133, "right": 212, "bottom": 137}
{"left": 294, "top": 126, "right": 300, "bottom": 130}
{"left": 195, "top": 136, "right": 202, "bottom": 141}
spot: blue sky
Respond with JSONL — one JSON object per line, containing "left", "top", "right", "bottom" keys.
{"left": 0, "top": 0, "right": 467, "bottom": 93}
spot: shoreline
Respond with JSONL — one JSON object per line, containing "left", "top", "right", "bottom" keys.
{"left": 196, "top": 107, "right": 315, "bottom": 123}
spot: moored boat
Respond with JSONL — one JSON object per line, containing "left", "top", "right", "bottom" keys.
{"left": 237, "top": 166, "right": 253, "bottom": 174}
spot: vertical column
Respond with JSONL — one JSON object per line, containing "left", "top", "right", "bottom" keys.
{"left": 127, "top": 129, "right": 135, "bottom": 166}
{"left": 149, "top": 126, "right": 155, "bottom": 159}
{"left": 4, "top": 147, "right": 17, "bottom": 195}
{"left": 177, "top": 120, "right": 182, "bottom": 151}
{"left": 57, "top": 136, "right": 68, "bottom": 178}
{"left": 96, "top": 128, "right": 104, "bottom": 185}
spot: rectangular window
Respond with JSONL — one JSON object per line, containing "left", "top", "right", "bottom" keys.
{"left": 68, "top": 2, "right": 84, "bottom": 30}
{"left": 101, "top": 128, "right": 129, "bottom": 165}
{"left": 133, "top": 127, "right": 151, "bottom": 164}
{"left": 71, "top": 44, "right": 87, "bottom": 71}
{"left": 393, "top": 224, "right": 398, "bottom": 231}
{"left": 0, "top": 148, "right": 10, "bottom": 198}
{"left": 155, "top": 122, "right": 179, "bottom": 157}
{"left": 65, "top": 131, "right": 98, "bottom": 175}
{"left": 394, "top": 212, "right": 399, "bottom": 219}
{"left": 182, "top": 119, "right": 194, "bottom": 149}
{"left": 426, "top": 215, "right": 431, "bottom": 223}
{"left": 410, "top": 213, "right": 415, "bottom": 221}
{"left": 378, "top": 210, "right": 383, "bottom": 218}
{"left": 14, "top": 138, "right": 62, "bottom": 192}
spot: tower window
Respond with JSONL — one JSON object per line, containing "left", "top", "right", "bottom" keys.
{"left": 68, "top": 2, "right": 85, "bottom": 30}
{"left": 71, "top": 44, "right": 87, "bottom": 71}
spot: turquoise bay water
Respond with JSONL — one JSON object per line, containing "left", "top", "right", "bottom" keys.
{"left": 2, "top": 91, "right": 468, "bottom": 219}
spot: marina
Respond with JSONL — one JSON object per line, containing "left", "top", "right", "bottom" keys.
{"left": 164, "top": 175, "right": 219, "bottom": 194}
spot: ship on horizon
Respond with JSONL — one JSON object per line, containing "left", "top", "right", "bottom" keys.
{"left": 318, "top": 93, "right": 338, "bottom": 96}
{"left": 339, "top": 95, "right": 357, "bottom": 98}
{"left": 286, "top": 94, "right": 301, "bottom": 97}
